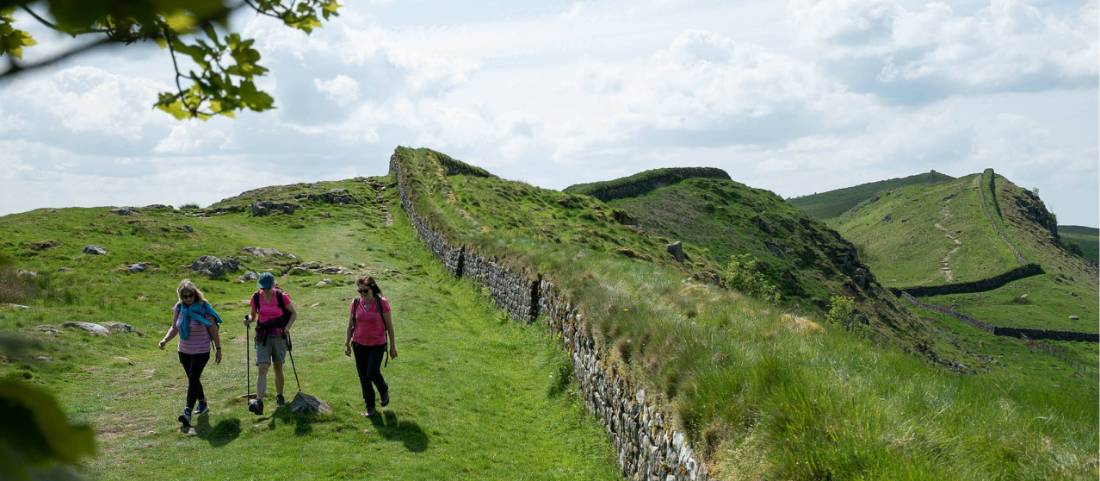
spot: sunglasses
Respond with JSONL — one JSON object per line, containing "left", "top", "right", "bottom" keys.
{"left": 357, "top": 288, "right": 371, "bottom": 294}
{"left": 181, "top": 293, "right": 195, "bottom": 299}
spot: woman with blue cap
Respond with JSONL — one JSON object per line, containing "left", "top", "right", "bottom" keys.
{"left": 244, "top": 272, "right": 297, "bottom": 414}
{"left": 158, "top": 279, "right": 222, "bottom": 427}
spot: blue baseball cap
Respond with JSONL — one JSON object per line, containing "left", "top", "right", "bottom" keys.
{"left": 258, "top": 272, "right": 275, "bottom": 289}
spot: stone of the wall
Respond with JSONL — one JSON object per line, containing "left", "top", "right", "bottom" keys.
{"left": 899, "top": 292, "right": 1098, "bottom": 343}
{"left": 890, "top": 263, "right": 1043, "bottom": 297}
{"left": 390, "top": 153, "right": 710, "bottom": 481}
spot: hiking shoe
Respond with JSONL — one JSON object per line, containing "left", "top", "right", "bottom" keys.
{"left": 380, "top": 391, "right": 390, "bottom": 407}
{"left": 194, "top": 400, "right": 208, "bottom": 416}
{"left": 363, "top": 409, "right": 378, "bottom": 417}
{"left": 276, "top": 394, "right": 286, "bottom": 407}
{"left": 248, "top": 399, "right": 264, "bottom": 415}
{"left": 178, "top": 407, "right": 192, "bottom": 426}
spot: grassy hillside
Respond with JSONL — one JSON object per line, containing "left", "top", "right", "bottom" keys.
{"left": 788, "top": 170, "right": 954, "bottom": 219}
{"left": 573, "top": 170, "right": 924, "bottom": 346}
{"left": 1059, "top": 225, "right": 1099, "bottom": 265}
{"left": 832, "top": 170, "right": 1098, "bottom": 334}
{"left": 0, "top": 178, "right": 619, "bottom": 480}
{"left": 393, "top": 147, "right": 1098, "bottom": 481}
{"left": 563, "top": 167, "right": 731, "bottom": 201}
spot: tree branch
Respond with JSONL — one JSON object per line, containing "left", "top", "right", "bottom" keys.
{"left": 0, "top": 36, "right": 117, "bottom": 82}
{"left": 19, "top": 4, "right": 108, "bottom": 36}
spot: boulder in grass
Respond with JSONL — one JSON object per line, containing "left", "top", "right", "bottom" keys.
{"left": 191, "top": 256, "right": 226, "bottom": 278}
{"left": 666, "top": 241, "right": 685, "bottom": 263}
{"left": 30, "top": 240, "right": 60, "bottom": 251}
{"left": 103, "top": 322, "right": 140, "bottom": 335}
{"left": 83, "top": 245, "right": 108, "bottom": 255}
{"left": 110, "top": 207, "right": 139, "bottom": 216}
{"left": 63, "top": 321, "right": 110, "bottom": 336}
{"left": 287, "top": 392, "right": 331, "bottom": 416}
{"left": 238, "top": 271, "right": 259, "bottom": 283}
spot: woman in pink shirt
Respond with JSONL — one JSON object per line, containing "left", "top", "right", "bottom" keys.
{"left": 158, "top": 279, "right": 222, "bottom": 427}
{"left": 344, "top": 276, "right": 397, "bottom": 417}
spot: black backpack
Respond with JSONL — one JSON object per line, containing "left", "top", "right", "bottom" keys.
{"left": 253, "top": 289, "right": 289, "bottom": 344}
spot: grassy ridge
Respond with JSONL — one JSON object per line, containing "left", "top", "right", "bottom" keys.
{"left": 788, "top": 170, "right": 954, "bottom": 220}
{"left": 0, "top": 178, "right": 619, "bottom": 480}
{"left": 394, "top": 147, "right": 1098, "bottom": 481}
{"left": 1058, "top": 225, "right": 1099, "bottom": 265}
{"left": 563, "top": 167, "right": 731, "bottom": 201}
{"left": 588, "top": 174, "right": 928, "bottom": 350}
{"left": 830, "top": 171, "right": 1098, "bottom": 334}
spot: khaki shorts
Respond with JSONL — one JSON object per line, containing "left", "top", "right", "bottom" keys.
{"left": 256, "top": 336, "right": 287, "bottom": 365}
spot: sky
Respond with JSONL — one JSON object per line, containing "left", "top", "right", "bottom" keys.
{"left": 1, "top": 0, "right": 1097, "bottom": 226}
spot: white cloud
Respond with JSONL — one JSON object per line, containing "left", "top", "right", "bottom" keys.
{"left": 789, "top": 0, "right": 1099, "bottom": 101}
{"left": 313, "top": 74, "right": 361, "bottom": 104}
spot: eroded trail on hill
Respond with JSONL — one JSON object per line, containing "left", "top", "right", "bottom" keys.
{"left": 934, "top": 193, "right": 962, "bottom": 282}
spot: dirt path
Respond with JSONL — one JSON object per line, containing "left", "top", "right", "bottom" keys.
{"left": 934, "top": 194, "right": 962, "bottom": 282}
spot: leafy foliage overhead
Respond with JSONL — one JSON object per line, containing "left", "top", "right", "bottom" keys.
{"left": 0, "top": 0, "right": 341, "bottom": 119}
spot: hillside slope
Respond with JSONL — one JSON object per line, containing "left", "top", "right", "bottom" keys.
{"left": 0, "top": 178, "right": 619, "bottom": 480}
{"left": 788, "top": 170, "right": 954, "bottom": 219}
{"left": 1059, "top": 225, "right": 1099, "bottom": 265}
{"left": 566, "top": 169, "right": 923, "bottom": 346}
{"left": 832, "top": 170, "right": 1098, "bottom": 333}
{"left": 391, "top": 147, "right": 1097, "bottom": 481}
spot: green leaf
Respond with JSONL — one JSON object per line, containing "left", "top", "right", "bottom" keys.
{"left": 0, "top": 9, "right": 35, "bottom": 59}
{"left": 0, "top": 380, "right": 95, "bottom": 468}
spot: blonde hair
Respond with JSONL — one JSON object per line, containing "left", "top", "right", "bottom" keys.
{"left": 177, "top": 279, "right": 206, "bottom": 304}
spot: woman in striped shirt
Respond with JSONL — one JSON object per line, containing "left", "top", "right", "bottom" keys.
{"left": 158, "top": 279, "right": 222, "bottom": 427}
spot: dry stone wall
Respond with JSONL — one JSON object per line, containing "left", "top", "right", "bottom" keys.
{"left": 890, "top": 263, "right": 1044, "bottom": 297}
{"left": 899, "top": 292, "right": 1098, "bottom": 342}
{"left": 390, "top": 154, "right": 710, "bottom": 481}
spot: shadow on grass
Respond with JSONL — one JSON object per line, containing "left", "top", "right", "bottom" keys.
{"left": 192, "top": 415, "right": 242, "bottom": 447}
{"left": 369, "top": 411, "right": 429, "bottom": 452}
{"left": 269, "top": 406, "right": 325, "bottom": 436}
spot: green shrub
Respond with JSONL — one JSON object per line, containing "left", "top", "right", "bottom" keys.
{"left": 722, "top": 254, "right": 781, "bottom": 303}
{"left": 826, "top": 295, "right": 856, "bottom": 328}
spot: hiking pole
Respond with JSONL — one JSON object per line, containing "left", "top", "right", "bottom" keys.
{"left": 245, "top": 315, "right": 251, "bottom": 399}
{"left": 287, "top": 332, "right": 302, "bottom": 393}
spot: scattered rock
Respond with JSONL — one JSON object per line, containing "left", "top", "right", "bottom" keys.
{"left": 112, "top": 356, "right": 134, "bottom": 365}
{"left": 83, "top": 245, "right": 108, "bottom": 255}
{"left": 34, "top": 355, "right": 50, "bottom": 362}
{"left": 238, "top": 271, "right": 259, "bottom": 283}
{"left": 6, "top": 304, "right": 30, "bottom": 310}
{"left": 143, "top": 204, "right": 173, "bottom": 211}
{"left": 354, "top": 263, "right": 366, "bottom": 269}
{"left": 110, "top": 207, "right": 140, "bottom": 216}
{"left": 127, "top": 263, "right": 153, "bottom": 273}
{"left": 250, "top": 201, "right": 298, "bottom": 217}
{"left": 319, "top": 266, "right": 347, "bottom": 275}
{"left": 666, "top": 241, "right": 685, "bottom": 263}
{"left": 30, "top": 240, "right": 60, "bottom": 251}
{"left": 16, "top": 269, "right": 37, "bottom": 280}
{"left": 241, "top": 247, "right": 295, "bottom": 259}
{"left": 103, "top": 322, "right": 139, "bottom": 335}
{"left": 178, "top": 225, "right": 194, "bottom": 233}
{"left": 882, "top": 213, "right": 893, "bottom": 222}
{"left": 191, "top": 255, "right": 237, "bottom": 278}
{"left": 58, "top": 267, "right": 70, "bottom": 272}
{"left": 309, "top": 188, "right": 356, "bottom": 204}
{"left": 315, "top": 278, "right": 332, "bottom": 287}
{"left": 852, "top": 267, "right": 869, "bottom": 289}
{"left": 62, "top": 321, "right": 110, "bottom": 336}
{"left": 309, "top": 302, "right": 321, "bottom": 308}
{"left": 287, "top": 392, "right": 331, "bottom": 416}
{"left": 1069, "top": 315, "right": 1079, "bottom": 320}
{"left": 35, "top": 325, "right": 60, "bottom": 336}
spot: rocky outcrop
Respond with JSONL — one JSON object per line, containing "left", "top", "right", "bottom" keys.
{"left": 308, "top": 188, "right": 356, "bottom": 204}
{"left": 191, "top": 256, "right": 240, "bottom": 279}
{"left": 391, "top": 153, "right": 709, "bottom": 481}
{"left": 250, "top": 201, "right": 298, "bottom": 216}
{"left": 83, "top": 245, "right": 108, "bottom": 255}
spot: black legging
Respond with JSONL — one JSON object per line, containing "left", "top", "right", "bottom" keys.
{"left": 178, "top": 351, "right": 210, "bottom": 410}
{"left": 352, "top": 343, "right": 388, "bottom": 410}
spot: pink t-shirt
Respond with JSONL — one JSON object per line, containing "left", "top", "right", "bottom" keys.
{"left": 174, "top": 303, "right": 212, "bottom": 355}
{"left": 350, "top": 296, "right": 390, "bottom": 346}
{"left": 251, "top": 290, "right": 292, "bottom": 336}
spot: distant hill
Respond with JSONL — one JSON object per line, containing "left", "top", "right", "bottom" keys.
{"left": 788, "top": 170, "right": 954, "bottom": 219}
{"left": 831, "top": 169, "right": 1097, "bottom": 333}
{"left": 563, "top": 167, "right": 730, "bottom": 201}
{"left": 1059, "top": 225, "right": 1099, "bottom": 264}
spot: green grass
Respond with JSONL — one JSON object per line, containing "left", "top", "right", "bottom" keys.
{"left": 924, "top": 273, "right": 1098, "bottom": 333}
{"left": 0, "top": 178, "right": 619, "bottom": 480}
{"left": 788, "top": 170, "right": 954, "bottom": 220}
{"left": 392, "top": 147, "right": 1099, "bottom": 481}
{"left": 1058, "top": 225, "right": 1098, "bottom": 265}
